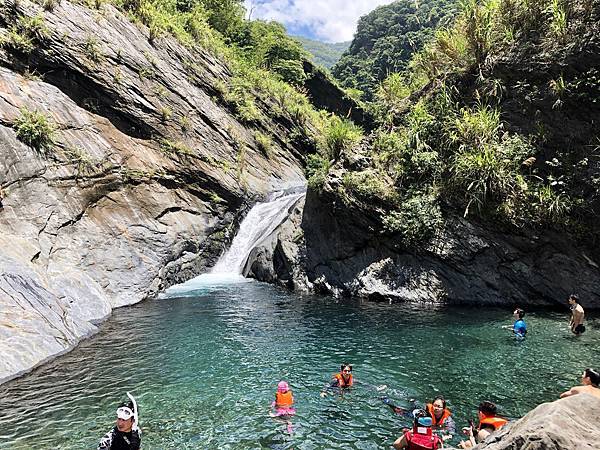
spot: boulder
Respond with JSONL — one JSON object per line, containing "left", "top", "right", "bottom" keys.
{"left": 471, "top": 394, "right": 600, "bottom": 450}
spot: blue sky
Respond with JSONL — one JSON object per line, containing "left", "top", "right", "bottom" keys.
{"left": 243, "top": 0, "right": 396, "bottom": 43}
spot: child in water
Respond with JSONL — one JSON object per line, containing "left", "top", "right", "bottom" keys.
{"left": 271, "top": 381, "right": 296, "bottom": 417}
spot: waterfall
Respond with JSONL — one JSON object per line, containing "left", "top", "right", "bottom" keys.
{"left": 162, "top": 189, "right": 305, "bottom": 297}
{"left": 211, "top": 190, "right": 305, "bottom": 275}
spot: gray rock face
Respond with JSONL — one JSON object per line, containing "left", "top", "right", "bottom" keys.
{"left": 246, "top": 184, "right": 600, "bottom": 308}
{"left": 0, "top": 1, "right": 306, "bottom": 383}
{"left": 469, "top": 394, "right": 600, "bottom": 450}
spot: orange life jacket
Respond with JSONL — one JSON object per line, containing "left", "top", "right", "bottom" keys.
{"left": 479, "top": 415, "right": 508, "bottom": 431}
{"left": 275, "top": 390, "right": 293, "bottom": 407}
{"left": 426, "top": 403, "right": 452, "bottom": 427}
{"left": 334, "top": 373, "right": 353, "bottom": 387}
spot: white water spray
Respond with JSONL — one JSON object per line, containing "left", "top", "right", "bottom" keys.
{"left": 162, "top": 190, "right": 305, "bottom": 297}
{"left": 211, "top": 191, "right": 305, "bottom": 274}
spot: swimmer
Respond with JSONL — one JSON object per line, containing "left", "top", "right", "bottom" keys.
{"left": 560, "top": 368, "right": 600, "bottom": 399}
{"left": 271, "top": 381, "right": 296, "bottom": 417}
{"left": 320, "top": 363, "right": 353, "bottom": 397}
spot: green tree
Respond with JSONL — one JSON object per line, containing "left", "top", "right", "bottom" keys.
{"left": 332, "top": 0, "right": 457, "bottom": 100}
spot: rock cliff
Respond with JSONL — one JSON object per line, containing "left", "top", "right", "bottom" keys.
{"left": 0, "top": 0, "right": 307, "bottom": 383}
{"left": 245, "top": 2, "right": 600, "bottom": 309}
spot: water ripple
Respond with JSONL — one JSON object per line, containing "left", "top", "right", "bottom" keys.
{"left": 0, "top": 281, "right": 598, "bottom": 449}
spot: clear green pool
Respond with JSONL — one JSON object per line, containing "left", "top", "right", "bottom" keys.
{"left": 0, "top": 275, "right": 598, "bottom": 449}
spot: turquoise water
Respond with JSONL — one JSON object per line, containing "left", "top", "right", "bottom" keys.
{"left": 0, "top": 276, "right": 598, "bottom": 449}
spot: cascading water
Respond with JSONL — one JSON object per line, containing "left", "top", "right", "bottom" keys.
{"left": 211, "top": 190, "right": 305, "bottom": 275}
{"left": 164, "top": 189, "right": 305, "bottom": 295}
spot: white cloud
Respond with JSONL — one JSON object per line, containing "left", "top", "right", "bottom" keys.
{"left": 244, "top": 0, "right": 396, "bottom": 42}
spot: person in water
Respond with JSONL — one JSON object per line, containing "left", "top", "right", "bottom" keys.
{"left": 320, "top": 363, "right": 353, "bottom": 397}
{"left": 458, "top": 401, "right": 508, "bottom": 448}
{"left": 98, "top": 398, "right": 141, "bottom": 450}
{"left": 426, "top": 396, "right": 456, "bottom": 439}
{"left": 393, "top": 409, "right": 442, "bottom": 449}
{"left": 512, "top": 308, "right": 527, "bottom": 338}
{"left": 560, "top": 368, "right": 600, "bottom": 399}
{"left": 271, "top": 380, "right": 296, "bottom": 416}
{"left": 568, "top": 294, "right": 585, "bottom": 335}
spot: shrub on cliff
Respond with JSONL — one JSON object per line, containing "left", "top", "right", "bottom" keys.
{"left": 320, "top": 115, "right": 363, "bottom": 162}
{"left": 306, "top": 154, "right": 331, "bottom": 193}
{"left": 0, "top": 13, "right": 48, "bottom": 54}
{"left": 13, "top": 108, "right": 56, "bottom": 154}
{"left": 382, "top": 189, "right": 443, "bottom": 245}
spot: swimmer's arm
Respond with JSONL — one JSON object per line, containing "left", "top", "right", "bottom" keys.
{"left": 320, "top": 378, "right": 340, "bottom": 397}
{"left": 560, "top": 387, "right": 578, "bottom": 398}
{"left": 392, "top": 433, "right": 408, "bottom": 449}
{"left": 445, "top": 415, "right": 457, "bottom": 435}
{"left": 477, "top": 427, "right": 492, "bottom": 442}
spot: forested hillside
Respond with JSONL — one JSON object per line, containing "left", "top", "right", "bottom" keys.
{"left": 332, "top": 0, "right": 457, "bottom": 99}
{"left": 250, "top": 0, "right": 600, "bottom": 307}
{"left": 294, "top": 36, "right": 349, "bottom": 68}
{"left": 321, "top": 0, "right": 600, "bottom": 247}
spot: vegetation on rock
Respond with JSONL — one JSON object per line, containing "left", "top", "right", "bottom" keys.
{"left": 332, "top": 0, "right": 458, "bottom": 100}
{"left": 327, "top": 0, "right": 600, "bottom": 248}
{"left": 13, "top": 108, "right": 56, "bottom": 154}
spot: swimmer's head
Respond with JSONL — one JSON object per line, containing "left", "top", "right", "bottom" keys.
{"left": 277, "top": 381, "right": 289, "bottom": 393}
{"left": 412, "top": 409, "right": 432, "bottom": 427}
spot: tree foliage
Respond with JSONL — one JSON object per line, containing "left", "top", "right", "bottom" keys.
{"left": 332, "top": 0, "right": 458, "bottom": 100}
{"left": 294, "top": 37, "right": 350, "bottom": 69}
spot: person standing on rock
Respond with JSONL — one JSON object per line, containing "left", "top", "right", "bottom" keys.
{"left": 98, "top": 394, "right": 141, "bottom": 450}
{"left": 568, "top": 294, "right": 585, "bottom": 335}
{"left": 560, "top": 368, "right": 600, "bottom": 399}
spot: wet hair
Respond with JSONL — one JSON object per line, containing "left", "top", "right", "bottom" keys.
{"left": 514, "top": 308, "right": 525, "bottom": 319}
{"left": 569, "top": 294, "right": 579, "bottom": 303}
{"left": 119, "top": 400, "right": 134, "bottom": 409}
{"left": 432, "top": 396, "right": 446, "bottom": 409}
{"left": 478, "top": 401, "right": 497, "bottom": 416}
{"left": 584, "top": 368, "right": 600, "bottom": 387}
{"left": 340, "top": 363, "right": 353, "bottom": 372}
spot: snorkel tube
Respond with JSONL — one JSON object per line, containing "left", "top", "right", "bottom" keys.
{"left": 127, "top": 392, "right": 140, "bottom": 433}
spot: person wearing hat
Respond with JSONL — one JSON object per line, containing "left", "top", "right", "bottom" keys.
{"left": 271, "top": 380, "right": 296, "bottom": 417}
{"left": 568, "top": 294, "right": 585, "bottom": 335}
{"left": 392, "top": 409, "right": 442, "bottom": 449}
{"left": 98, "top": 398, "right": 141, "bottom": 450}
